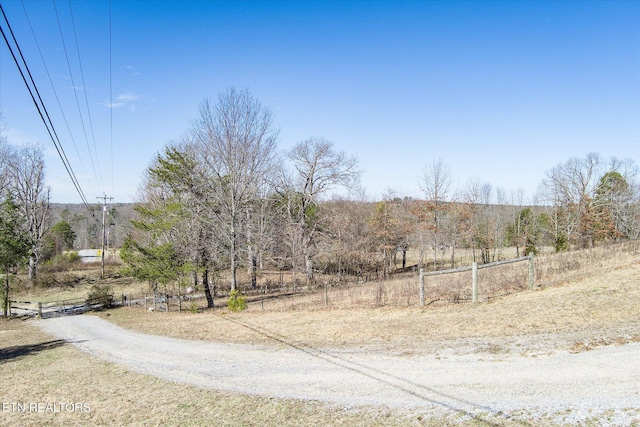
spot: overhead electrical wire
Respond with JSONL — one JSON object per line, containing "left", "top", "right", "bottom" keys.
{"left": 52, "top": 0, "right": 102, "bottom": 195}
{"left": 0, "top": 3, "right": 101, "bottom": 224}
{"left": 109, "top": 0, "right": 114, "bottom": 197}
{"left": 20, "top": 0, "right": 98, "bottom": 199}
{"left": 67, "top": 0, "right": 103, "bottom": 191}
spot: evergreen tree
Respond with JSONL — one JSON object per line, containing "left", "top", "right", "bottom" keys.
{"left": 42, "top": 220, "right": 76, "bottom": 261}
{"left": 121, "top": 202, "right": 194, "bottom": 300}
{"left": 0, "top": 198, "right": 32, "bottom": 316}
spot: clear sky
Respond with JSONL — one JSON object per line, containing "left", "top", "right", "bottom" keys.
{"left": 0, "top": 0, "right": 638, "bottom": 204}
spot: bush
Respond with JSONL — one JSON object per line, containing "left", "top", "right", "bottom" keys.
{"left": 188, "top": 301, "right": 199, "bottom": 314}
{"left": 555, "top": 234, "right": 569, "bottom": 252}
{"left": 42, "top": 252, "right": 82, "bottom": 273}
{"left": 64, "top": 251, "right": 81, "bottom": 263}
{"left": 226, "top": 290, "right": 247, "bottom": 312}
{"left": 86, "top": 284, "right": 113, "bottom": 308}
{"left": 524, "top": 237, "right": 538, "bottom": 256}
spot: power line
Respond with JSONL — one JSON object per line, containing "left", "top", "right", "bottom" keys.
{"left": 52, "top": 0, "right": 102, "bottom": 194}
{"left": 109, "top": 0, "right": 114, "bottom": 197}
{"left": 67, "top": 0, "right": 103, "bottom": 190}
{"left": 0, "top": 3, "right": 100, "bottom": 224}
{"left": 20, "top": 0, "right": 98, "bottom": 198}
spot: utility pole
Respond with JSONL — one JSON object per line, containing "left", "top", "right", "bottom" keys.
{"left": 97, "top": 194, "right": 114, "bottom": 279}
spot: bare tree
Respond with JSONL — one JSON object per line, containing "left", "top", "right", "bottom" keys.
{"left": 320, "top": 197, "right": 372, "bottom": 282}
{"left": 537, "top": 153, "right": 640, "bottom": 248}
{"left": 281, "top": 137, "right": 359, "bottom": 284}
{"left": 191, "top": 88, "right": 278, "bottom": 291}
{"left": 0, "top": 136, "right": 10, "bottom": 196}
{"left": 4, "top": 144, "right": 51, "bottom": 284}
{"left": 594, "top": 158, "right": 640, "bottom": 241}
{"left": 440, "top": 196, "right": 473, "bottom": 268}
{"left": 420, "top": 159, "right": 451, "bottom": 205}
{"left": 463, "top": 178, "right": 494, "bottom": 263}
{"left": 369, "top": 200, "right": 399, "bottom": 278}
{"left": 419, "top": 159, "right": 451, "bottom": 270}
{"left": 538, "top": 153, "right": 602, "bottom": 248}
{"left": 510, "top": 188, "right": 527, "bottom": 257}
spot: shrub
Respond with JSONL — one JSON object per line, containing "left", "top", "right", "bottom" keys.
{"left": 524, "top": 237, "right": 538, "bottom": 256}
{"left": 64, "top": 251, "right": 81, "bottom": 263}
{"left": 188, "top": 301, "right": 199, "bottom": 314}
{"left": 226, "top": 290, "right": 247, "bottom": 312}
{"left": 42, "top": 252, "right": 82, "bottom": 273}
{"left": 555, "top": 234, "right": 569, "bottom": 252}
{"left": 86, "top": 284, "right": 113, "bottom": 308}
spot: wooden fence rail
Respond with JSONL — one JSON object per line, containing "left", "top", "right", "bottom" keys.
{"left": 6, "top": 294, "right": 115, "bottom": 318}
{"left": 419, "top": 255, "right": 535, "bottom": 306}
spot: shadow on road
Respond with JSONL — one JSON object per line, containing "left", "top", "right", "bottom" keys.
{"left": 216, "top": 314, "right": 533, "bottom": 427}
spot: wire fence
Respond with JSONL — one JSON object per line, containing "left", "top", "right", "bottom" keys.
{"left": 32, "top": 240, "right": 636, "bottom": 314}
{"left": 256, "top": 241, "right": 640, "bottom": 312}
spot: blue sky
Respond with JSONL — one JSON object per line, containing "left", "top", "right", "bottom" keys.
{"left": 0, "top": 0, "right": 638, "bottom": 204}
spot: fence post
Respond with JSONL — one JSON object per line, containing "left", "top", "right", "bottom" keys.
{"left": 419, "top": 268, "right": 425, "bottom": 307}
{"left": 528, "top": 254, "right": 535, "bottom": 289}
{"left": 324, "top": 282, "right": 329, "bottom": 307}
{"left": 472, "top": 262, "right": 478, "bottom": 304}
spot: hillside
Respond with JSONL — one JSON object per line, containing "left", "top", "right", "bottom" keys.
{"left": 102, "top": 244, "right": 640, "bottom": 356}
{"left": 2, "top": 241, "right": 639, "bottom": 426}
{"left": 49, "top": 202, "right": 136, "bottom": 250}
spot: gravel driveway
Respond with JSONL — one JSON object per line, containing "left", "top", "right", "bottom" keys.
{"left": 37, "top": 315, "right": 640, "bottom": 425}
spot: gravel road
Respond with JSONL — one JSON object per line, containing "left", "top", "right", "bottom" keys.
{"left": 37, "top": 315, "right": 640, "bottom": 425}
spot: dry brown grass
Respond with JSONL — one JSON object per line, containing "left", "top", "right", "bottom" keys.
{"left": 3, "top": 242, "right": 638, "bottom": 426}
{"left": 2, "top": 319, "right": 541, "bottom": 427}
{"left": 218, "top": 241, "right": 640, "bottom": 312}
{"left": 12, "top": 266, "right": 145, "bottom": 305}
{"left": 101, "top": 243, "right": 640, "bottom": 355}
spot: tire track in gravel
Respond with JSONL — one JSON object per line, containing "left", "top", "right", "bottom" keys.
{"left": 37, "top": 315, "right": 640, "bottom": 425}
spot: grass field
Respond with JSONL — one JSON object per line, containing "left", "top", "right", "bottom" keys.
{"left": 2, "top": 242, "right": 639, "bottom": 426}
{"left": 101, "top": 256, "right": 640, "bottom": 355}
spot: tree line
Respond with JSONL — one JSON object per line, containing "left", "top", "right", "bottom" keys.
{"left": 1, "top": 89, "right": 638, "bottom": 313}
{"left": 120, "top": 88, "right": 640, "bottom": 306}
{"left": 120, "top": 88, "right": 360, "bottom": 306}
{"left": 0, "top": 137, "right": 49, "bottom": 314}
{"left": 0, "top": 128, "right": 130, "bottom": 310}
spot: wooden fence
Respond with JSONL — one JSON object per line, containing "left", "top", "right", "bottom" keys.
{"left": 29, "top": 256, "right": 533, "bottom": 315}
{"left": 418, "top": 255, "right": 534, "bottom": 306}
{"left": 7, "top": 294, "right": 114, "bottom": 318}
